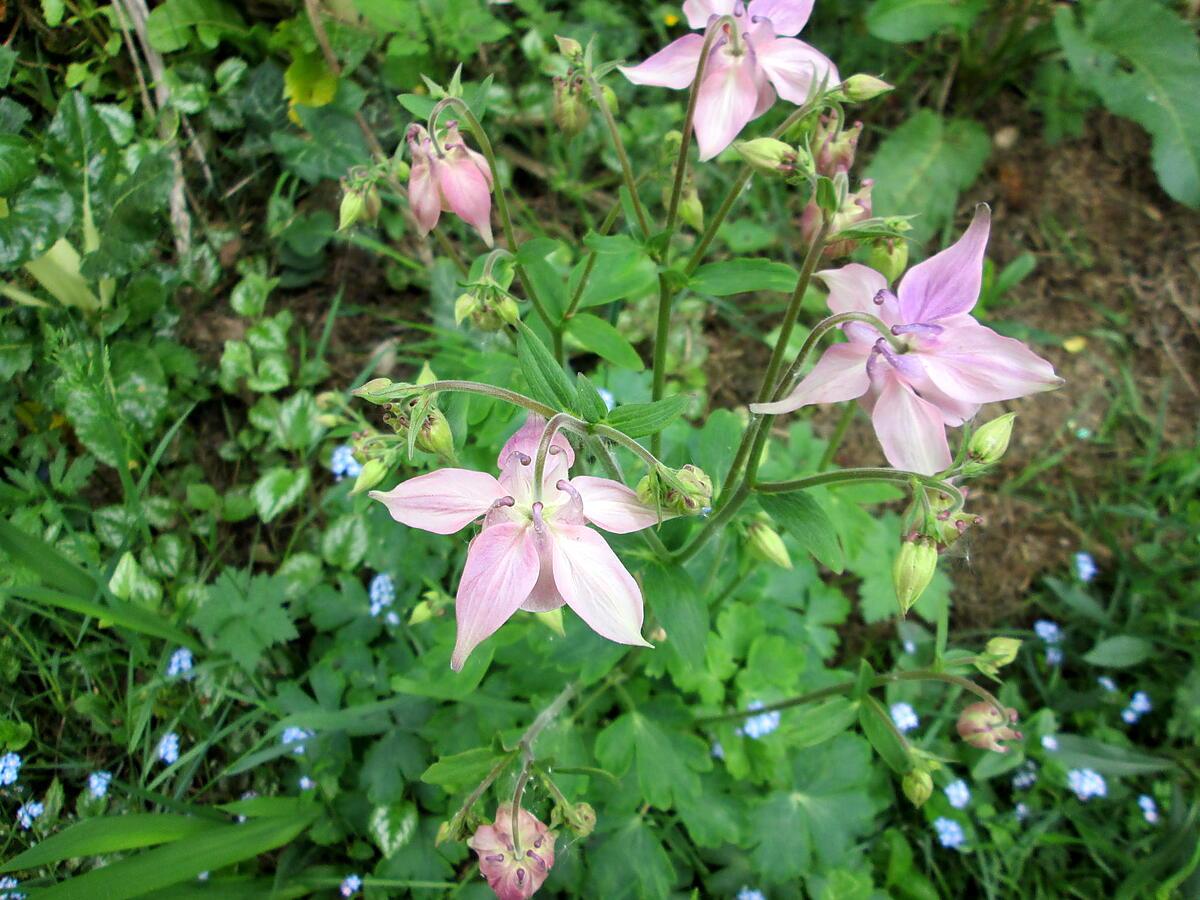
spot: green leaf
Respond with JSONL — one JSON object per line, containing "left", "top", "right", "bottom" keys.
{"left": 788, "top": 698, "right": 860, "bottom": 750}
{"left": 858, "top": 695, "right": 909, "bottom": 774}
{"left": 595, "top": 710, "right": 710, "bottom": 810}
{"left": 758, "top": 492, "right": 844, "bottom": 573}
{"left": 644, "top": 564, "right": 706, "bottom": 671}
{"left": 251, "top": 467, "right": 309, "bottom": 523}
{"left": 0, "top": 814, "right": 221, "bottom": 874}
{"left": 0, "top": 46, "right": 15, "bottom": 90}
{"left": 0, "top": 516, "right": 97, "bottom": 599}
{"left": 192, "top": 570, "right": 296, "bottom": 672}
{"left": 421, "top": 747, "right": 510, "bottom": 793}
{"left": 603, "top": 395, "right": 689, "bottom": 439}
{"left": 1057, "top": 0, "right": 1200, "bottom": 207}
{"left": 865, "top": 0, "right": 985, "bottom": 43}
{"left": 574, "top": 375, "right": 609, "bottom": 423}
{"left": 369, "top": 803, "right": 418, "bottom": 858}
{"left": 569, "top": 235, "right": 658, "bottom": 309}
{"left": 565, "top": 313, "right": 645, "bottom": 371}
{"left": 1082, "top": 635, "right": 1153, "bottom": 668}
{"left": 45, "top": 91, "right": 118, "bottom": 204}
{"left": 81, "top": 151, "right": 174, "bottom": 280}
{"left": 321, "top": 514, "right": 368, "bottom": 570}
{"left": 0, "top": 178, "right": 74, "bottom": 268}
{"left": 146, "top": 0, "right": 249, "bottom": 53}
{"left": 689, "top": 258, "right": 799, "bottom": 296}
{"left": 0, "top": 134, "right": 35, "bottom": 196}
{"left": 1052, "top": 734, "right": 1174, "bottom": 776}
{"left": 30, "top": 808, "right": 315, "bottom": 899}
{"left": 588, "top": 817, "right": 675, "bottom": 900}
{"left": 864, "top": 110, "right": 991, "bottom": 246}
{"left": 516, "top": 323, "right": 576, "bottom": 411}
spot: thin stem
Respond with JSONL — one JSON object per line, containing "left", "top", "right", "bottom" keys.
{"left": 510, "top": 762, "right": 533, "bottom": 854}
{"left": 532, "top": 413, "right": 574, "bottom": 502}
{"left": 429, "top": 98, "right": 556, "bottom": 333}
{"left": 670, "top": 482, "right": 750, "bottom": 565}
{"left": 756, "top": 468, "right": 966, "bottom": 517}
{"left": 649, "top": 272, "right": 673, "bottom": 457}
{"left": 818, "top": 403, "right": 856, "bottom": 470}
{"left": 587, "top": 75, "right": 650, "bottom": 237}
{"left": 403, "top": 381, "right": 557, "bottom": 418}
{"left": 563, "top": 200, "right": 623, "bottom": 320}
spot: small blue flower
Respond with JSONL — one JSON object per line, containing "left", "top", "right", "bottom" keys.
{"left": 1067, "top": 768, "right": 1106, "bottom": 801}
{"left": 1041, "top": 734, "right": 1059, "bottom": 751}
{"left": 15, "top": 801, "right": 43, "bottom": 830}
{"left": 1138, "top": 795, "right": 1159, "bottom": 824}
{"left": 890, "top": 702, "right": 919, "bottom": 733}
{"left": 1012, "top": 761, "right": 1038, "bottom": 790}
{"left": 1045, "top": 646, "right": 1064, "bottom": 667}
{"left": 340, "top": 874, "right": 363, "bottom": 897}
{"left": 1014, "top": 802, "right": 1030, "bottom": 822}
{"left": 1129, "top": 691, "right": 1152, "bottom": 714}
{"left": 158, "top": 732, "right": 180, "bottom": 765}
{"left": 299, "top": 775, "right": 315, "bottom": 791}
{"left": 738, "top": 701, "right": 780, "bottom": 740}
{"left": 368, "top": 573, "right": 395, "bottom": 617}
{"left": 711, "top": 741, "right": 725, "bottom": 760}
{"left": 933, "top": 817, "right": 965, "bottom": 849}
{"left": 0, "top": 875, "right": 26, "bottom": 900}
{"left": 281, "top": 726, "right": 314, "bottom": 755}
{"left": 167, "top": 647, "right": 194, "bottom": 679}
{"left": 1073, "top": 552, "right": 1098, "bottom": 583}
{"left": 1121, "top": 707, "right": 1140, "bottom": 724}
{"left": 1034, "top": 620, "right": 1061, "bottom": 643}
{"left": 903, "top": 639, "right": 917, "bottom": 655}
{"left": 330, "top": 445, "right": 362, "bottom": 480}
{"left": 0, "top": 752, "right": 21, "bottom": 786}
{"left": 384, "top": 610, "right": 400, "bottom": 627}
{"left": 87, "top": 770, "right": 113, "bottom": 799}
{"left": 1097, "top": 676, "right": 1117, "bottom": 693}
{"left": 736, "top": 889, "right": 766, "bottom": 900}
{"left": 944, "top": 779, "right": 970, "bottom": 809}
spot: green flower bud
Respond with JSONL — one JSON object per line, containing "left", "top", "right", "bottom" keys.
{"left": 893, "top": 538, "right": 938, "bottom": 615}
{"left": 734, "top": 137, "right": 799, "bottom": 175}
{"left": 902, "top": 768, "right": 933, "bottom": 808}
{"left": 416, "top": 362, "right": 438, "bottom": 386}
{"left": 637, "top": 464, "right": 713, "bottom": 517}
{"left": 746, "top": 516, "right": 792, "bottom": 569}
{"left": 409, "top": 599, "right": 433, "bottom": 625}
{"left": 839, "top": 74, "right": 894, "bottom": 102}
{"left": 967, "top": 413, "right": 1016, "bottom": 468}
{"left": 351, "top": 457, "right": 388, "bottom": 495}
{"left": 454, "top": 291, "right": 480, "bottom": 326}
{"left": 975, "top": 636, "right": 1022, "bottom": 677}
{"left": 338, "top": 183, "right": 381, "bottom": 231}
{"left": 866, "top": 239, "right": 909, "bottom": 284}
{"left": 554, "top": 34, "right": 584, "bottom": 63}
{"left": 416, "top": 406, "right": 456, "bottom": 461}
{"left": 564, "top": 802, "right": 596, "bottom": 837}
{"left": 553, "top": 76, "right": 589, "bottom": 137}
{"left": 598, "top": 83, "right": 618, "bottom": 115}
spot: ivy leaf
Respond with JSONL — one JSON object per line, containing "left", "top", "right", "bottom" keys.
{"left": 252, "top": 467, "right": 309, "bottom": 523}
{"left": 193, "top": 570, "right": 297, "bottom": 672}
{"left": 321, "top": 514, "right": 368, "bottom": 571}
{"left": 0, "top": 178, "right": 74, "bottom": 268}
{"left": 0, "top": 134, "right": 36, "bottom": 196}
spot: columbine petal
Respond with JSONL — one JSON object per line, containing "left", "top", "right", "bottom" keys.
{"left": 870, "top": 375, "right": 952, "bottom": 475}
{"left": 694, "top": 47, "right": 760, "bottom": 160}
{"left": 682, "top": 0, "right": 739, "bottom": 29}
{"left": 818, "top": 263, "right": 892, "bottom": 319}
{"left": 571, "top": 476, "right": 661, "bottom": 534}
{"left": 498, "top": 415, "right": 576, "bottom": 470}
{"left": 452, "top": 523, "right": 540, "bottom": 670}
{"left": 752, "top": 37, "right": 837, "bottom": 105}
{"left": 370, "top": 469, "right": 505, "bottom": 534}
{"left": 436, "top": 156, "right": 494, "bottom": 247}
{"left": 750, "top": 343, "right": 872, "bottom": 415}
{"left": 620, "top": 34, "right": 707, "bottom": 90}
{"left": 550, "top": 526, "right": 651, "bottom": 648}
{"left": 917, "top": 318, "right": 1063, "bottom": 404}
{"left": 898, "top": 204, "right": 991, "bottom": 323}
{"left": 408, "top": 160, "right": 441, "bottom": 236}
{"left": 748, "top": 0, "right": 815, "bottom": 35}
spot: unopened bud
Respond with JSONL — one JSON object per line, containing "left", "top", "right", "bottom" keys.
{"left": 600, "top": 83, "right": 618, "bottom": 115}
{"left": 840, "top": 74, "right": 894, "bottom": 103}
{"left": 902, "top": 768, "right": 933, "bottom": 808}
{"left": 338, "top": 183, "right": 381, "bottom": 231}
{"left": 565, "top": 801, "right": 596, "bottom": 837}
{"left": 316, "top": 413, "right": 341, "bottom": 428}
{"left": 637, "top": 464, "right": 712, "bottom": 517}
{"left": 666, "top": 175, "right": 704, "bottom": 232}
{"left": 436, "top": 819, "right": 460, "bottom": 846}
{"left": 553, "top": 76, "right": 589, "bottom": 137}
{"left": 967, "top": 413, "right": 1016, "bottom": 468}
{"left": 866, "top": 239, "right": 909, "bottom": 284}
{"left": 956, "top": 702, "right": 1023, "bottom": 753}
{"left": 416, "top": 362, "right": 438, "bottom": 386}
{"left": 554, "top": 34, "right": 584, "bottom": 62}
{"left": 734, "top": 137, "right": 799, "bottom": 175}
{"left": 812, "top": 117, "right": 862, "bottom": 177}
{"left": 355, "top": 377, "right": 398, "bottom": 404}
{"left": 746, "top": 516, "right": 792, "bottom": 569}
{"left": 351, "top": 457, "right": 388, "bottom": 495}
{"left": 417, "top": 407, "right": 455, "bottom": 460}
{"left": 975, "top": 636, "right": 1021, "bottom": 677}
{"left": 409, "top": 599, "right": 433, "bottom": 625}
{"left": 893, "top": 538, "right": 938, "bottom": 615}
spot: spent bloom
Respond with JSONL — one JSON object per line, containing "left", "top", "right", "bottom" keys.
{"left": 933, "top": 817, "right": 965, "bottom": 849}
{"left": 281, "top": 727, "right": 314, "bottom": 755}
{"left": 890, "top": 702, "right": 919, "bottom": 733}
{"left": 371, "top": 415, "right": 663, "bottom": 670}
{"left": 956, "top": 702, "right": 1022, "bottom": 753}
{"left": 752, "top": 206, "right": 1062, "bottom": 474}
{"left": 166, "top": 647, "right": 194, "bottom": 679}
{"left": 158, "top": 732, "right": 180, "bottom": 765}
{"left": 1067, "top": 768, "right": 1107, "bottom": 801}
{"left": 737, "top": 700, "right": 781, "bottom": 739}
{"left": 1138, "top": 795, "right": 1159, "bottom": 825}
{"left": 407, "top": 122, "right": 494, "bottom": 246}
{"left": 0, "top": 752, "right": 21, "bottom": 786}
{"left": 622, "top": 0, "right": 838, "bottom": 160}
{"left": 944, "top": 779, "right": 971, "bottom": 810}
{"left": 15, "top": 801, "right": 43, "bottom": 830}
{"left": 468, "top": 804, "right": 556, "bottom": 900}
{"left": 1074, "top": 551, "right": 1098, "bottom": 583}
{"left": 330, "top": 445, "right": 362, "bottom": 481}
{"left": 88, "top": 770, "right": 113, "bottom": 799}
{"left": 339, "top": 874, "right": 362, "bottom": 897}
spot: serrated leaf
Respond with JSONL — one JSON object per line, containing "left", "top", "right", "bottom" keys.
{"left": 689, "top": 258, "right": 799, "bottom": 296}
{"left": 644, "top": 565, "right": 706, "bottom": 671}
{"left": 193, "top": 570, "right": 296, "bottom": 672}
{"left": 603, "top": 395, "right": 689, "bottom": 439}
{"left": 588, "top": 817, "right": 675, "bottom": 900}
{"left": 251, "top": 467, "right": 309, "bottom": 523}
{"left": 595, "top": 711, "right": 709, "bottom": 810}
{"left": 758, "top": 492, "right": 844, "bottom": 573}
{"left": 421, "top": 747, "right": 510, "bottom": 793}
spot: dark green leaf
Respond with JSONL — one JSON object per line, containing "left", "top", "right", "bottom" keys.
{"left": 1082, "top": 635, "right": 1153, "bottom": 668}
{"left": 516, "top": 323, "right": 576, "bottom": 412}
{"left": 858, "top": 695, "right": 909, "bottom": 774}
{"left": 1052, "top": 734, "right": 1174, "bottom": 776}
{"left": 689, "top": 258, "right": 799, "bottom": 296}
{"left": 421, "top": 747, "right": 510, "bottom": 793}
{"left": 758, "top": 492, "right": 844, "bottom": 573}
{"left": 146, "top": 0, "right": 249, "bottom": 53}
{"left": 0, "top": 134, "right": 36, "bottom": 196}
{"left": 644, "top": 565, "right": 706, "bottom": 671}
{"left": 604, "top": 395, "right": 689, "bottom": 439}
{"left": 574, "top": 375, "right": 609, "bottom": 423}
{"left": 565, "top": 313, "right": 644, "bottom": 371}
{"left": 588, "top": 817, "right": 675, "bottom": 899}
{"left": 865, "top": 0, "right": 986, "bottom": 42}
{"left": 0, "top": 814, "right": 221, "bottom": 874}
{"left": 0, "top": 178, "right": 74, "bottom": 268}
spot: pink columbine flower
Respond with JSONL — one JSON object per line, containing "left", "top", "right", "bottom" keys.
{"left": 468, "top": 804, "right": 556, "bottom": 900}
{"left": 751, "top": 205, "right": 1062, "bottom": 474}
{"left": 407, "top": 121, "right": 494, "bottom": 246}
{"left": 370, "top": 416, "right": 659, "bottom": 670}
{"left": 622, "top": 0, "right": 838, "bottom": 161}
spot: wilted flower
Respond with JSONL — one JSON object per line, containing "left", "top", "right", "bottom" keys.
{"left": 15, "top": 801, "right": 43, "bottom": 830}
{"left": 167, "top": 647, "right": 194, "bottom": 679}
{"left": 0, "top": 752, "right": 21, "bottom": 786}
{"left": 752, "top": 206, "right": 1062, "bottom": 474}
{"left": 88, "top": 770, "right": 113, "bottom": 799}
{"left": 158, "top": 732, "right": 180, "bottom": 765}
{"left": 339, "top": 874, "right": 362, "bottom": 897}
{"left": 933, "top": 817, "right": 965, "bottom": 849}
{"left": 1074, "top": 551, "right": 1098, "bottom": 583}
{"left": 281, "top": 727, "right": 314, "bottom": 755}
{"left": 1138, "top": 795, "right": 1159, "bottom": 825}
{"left": 944, "top": 779, "right": 971, "bottom": 809}
{"left": 956, "top": 702, "right": 1022, "bottom": 753}
{"left": 621, "top": 0, "right": 838, "bottom": 160}
{"left": 468, "top": 804, "right": 556, "bottom": 900}
{"left": 330, "top": 445, "right": 362, "bottom": 480}
{"left": 371, "top": 415, "right": 662, "bottom": 670}
{"left": 1067, "top": 768, "right": 1106, "bottom": 801}
{"left": 737, "top": 700, "right": 781, "bottom": 739}
{"left": 890, "top": 702, "right": 919, "bottom": 733}
{"left": 801, "top": 178, "right": 874, "bottom": 259}
{"left": 407, "top": 122, "right": 495, "bottom": 246}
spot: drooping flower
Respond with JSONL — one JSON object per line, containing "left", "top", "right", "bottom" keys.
{"left": 371, "top": 415, "right": 662, "bottom": 670}
{"left": 407, "top": 122, "right": 494, "bottom": 246}
{"left": 468, "top": 804, "right": 556, "bottom": 900}
{"left": 890, "top": 701, "right": 919, "bottom": 733}
{"left": 1067, "top": 768, "right": 1106, "bottom": 801}
{"left": 956, "top": 702, "right": 1022, "bottom": 753}
{"left": 933, "top": 816, "right": 965, "bottom": 849}
{"left": 621, "top": 0, "right": 838, "bottom": 160}
{"left": 751, "top": 206, "right": 1062, "bottom": 474}
{"left": 88, "top": 770, "right": 113, "bottom": 799}
{"left": 944, "top": 779, "right": 971, "bottom": 809}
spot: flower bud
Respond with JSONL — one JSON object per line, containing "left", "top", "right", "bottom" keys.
{"left": 812, "top": 115, "right": 862, "bottom": 177}
{"left": 975, "top": 636, "right": 1021, "bottom": 677}
{"left": 409, "top": 599, "right": 433, "bottom": 625}
{"left": 554, "top": 34, "right": 583, "bottom": 63}
{"left": 354, "top": 377, "right": 400, "bottom": 404}
{"left": 338, "top": 182, "right": 381, "bottom": 231}
{"left": 416, "top": 362, "right": 438, "bottom": 386}
{"left": 637, "top": 464, "right": 712, "bottom": 517}
{"left": 893, "top": 537, "right": 938, "bottom": 615}
{"left": 734, "top": 137, "right": 799, "bottom": 175}
{"left": 956, "top": 702, "right": 1023, "bottom": 753}
{"left": 967, "top": 413, "right": 1016, "bottom": 467}
{"left": 599, "top": 83, "right": 618, "bottom": 115}
{"left": 866, "top": 239, "right": 908, "bottom": 284}
{"left": 351, "top": 457, "right": 388, "bottom": 495}
{"left": 455, "top": 283, "right": 520, "bottom": 331}
{"left": 552, "top": 76, "right": 589, "bottom": 137}
{"left": 468, "top": 805, "right": 556, "bottom": 900}
{"left": 563, "top": 802, "right": 596, "bottom": 838}
{"left": 679, "top": 182, "right": 704, "bottom": 232}
{"left": 840, "top": 74, "right": 894, "bottom": 102}
{"left": 417, "top": 407, "right": 456, "bottom": 460}
{"left": 902, "top": 768, "right": 933, "bottom": 808}
{"left": 746, "top": 516, "right": 792, "bottom": 569}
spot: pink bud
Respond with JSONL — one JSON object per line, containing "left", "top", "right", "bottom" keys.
{"left": 406, "top": 122, "right": 495, "bottom": 246}
{"left": 956, "top": 702, "right": 1023, "bottom": 753}
{"left": 813, "top": 115, "right": 863, "bottom": 177}
{"left": 468, "top": 804, "right": 557, "bottom": 900}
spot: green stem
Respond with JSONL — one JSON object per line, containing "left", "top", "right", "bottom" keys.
{"left": 755, "top": 468, "right": 965, "bottom": 516}
{"left": 404, "top": 380, "right": 558, "bottom": 418}
{"left": 649, "top": 272, "right": 673, "bottom": 457}
{"left": 532, "top": 413, "right": 574, "bottom": 502}
{"left": 587, "top": 75, "right": 651, "bottom": 237}
{"left": 585, "top": 435, "right": 672, "bottom": 560}
{"left": 818, "top": 403, "right": 856, "bottom": 470}
{"left": 563, "top": 200, "right": 623, "bottom": 320}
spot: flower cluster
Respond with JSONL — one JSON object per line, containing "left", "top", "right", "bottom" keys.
{"left": 889, "top": 702, "right": 919, "bottom": 733}
{"left": 281, "top": 727, "right": 314, "bottom": 755}
{"left": 933, "top": 816, "right": 965, "bottom": 849}
{"left": 158, "top": 732, "right": 180, "bottom": 765}
{"left": 1121, "top": 690, "right": 1152, "bottom": 725}
{"left": 1138, "top": 795, "right": 1159, "bottom": 825}
{"left": 330, "top": 445, "right": 362, "bottom": 481}
{"left": 167, "top": 647, "right": 194, "bottom": 679}
{"left": 88, "top": 770, "right": 113, "bottom": 799}
{"left": 944, "top": 779, "right": 970, "bottom": 810}
{"left": 15, "top": 801, "right": 43, "bottom": 830}
{"left": 0, "top": 875, "right": 25, "bottom": 900}
{"left": 737, "top": 700, "right": 781, "bottom": 739}
{"left": 339, "top": 874, "right": 363, "bottom": 897}
{"left": 368, "top": 573, "right": 400, "bottom": 625}
{"left": 0, "top": 752, "right": 21, "bottom": 786}
{"left": 1066, "top": 768, "right": 1107, "bottom": 801}
{"left": 1012, "top": 761, "right": 1038, "bottom": 790}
